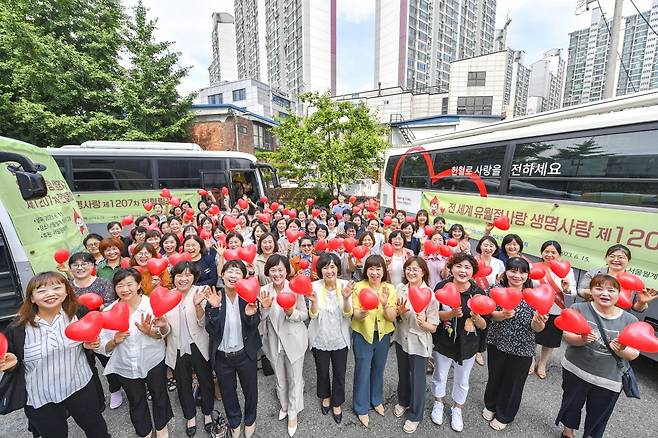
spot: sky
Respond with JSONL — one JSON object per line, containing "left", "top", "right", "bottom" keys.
{"left": 124, "top": 0, "right": 656, "bottom": 97}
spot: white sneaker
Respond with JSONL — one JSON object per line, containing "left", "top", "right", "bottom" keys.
{"left": 109, "top": 391, "right": 123, "bottom": 409}
{"left": 482, "top": 408, "right": 495, "bottom": 421}
{"left": 451, "top": 406, "right": 464, "bottom": 432}
{"left": 431, "top": 401, "right": 444, "bottom": 425}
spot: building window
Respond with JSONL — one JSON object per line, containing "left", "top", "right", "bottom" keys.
{"left": 232, "top": 88, "right": 246, "bottom": 101}
{"left": 457, "top": 96, "right": 493, "bottom": 115}
{"left": 467, "top": 71, "right": 487, "bottom": 86}
{"left": 207, "top": 93, "right": 223, "bottom": 105}
{"left": 237, "top": 124, "right": 248, "bottom": 135}
{"left": 253, "top": 124, "right": 274, "bottom": 151}
{"left": 441, "top": 97, "right": 448, "bottom": 114}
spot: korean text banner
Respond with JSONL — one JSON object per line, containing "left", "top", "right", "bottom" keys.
{"left": 75, "top": 190, "right": 201, "bottom": 224}
{"left": 421, "top": 192, "right": 658, "bottom": 288}
{"left": 0, "top": 138, "right": 86, "bottom": 273}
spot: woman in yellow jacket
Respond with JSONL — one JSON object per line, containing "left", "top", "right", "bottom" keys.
{"left": 351, "top": 254, "right": 398, "bottom": 428}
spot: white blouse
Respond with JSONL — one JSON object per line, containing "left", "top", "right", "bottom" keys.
{"left": 98, "top": 296, "right": 167, "bottom": 379}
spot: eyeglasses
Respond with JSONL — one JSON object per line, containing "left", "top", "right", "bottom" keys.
{"left": 71, "top": 263, "right": 91, "bottom": 269}
{"left": 300, "top": 244, "right": 312, "bottom": 248}
{"left": 607, "top": 255, "right": 628, "bottom": 261}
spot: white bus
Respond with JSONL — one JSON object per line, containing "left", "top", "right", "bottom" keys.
{"left": 381, "top": 91, "right": 658, "bottom": 358}
{"left": 49, "top": 141, "right": 279, "bottom": 232}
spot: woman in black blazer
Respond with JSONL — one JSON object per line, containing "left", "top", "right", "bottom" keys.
{"left": 204, "top": 260, "right": 261, "bottom": 438}
{"left": 401, "top": 222, "right": 421, "bottom": 255}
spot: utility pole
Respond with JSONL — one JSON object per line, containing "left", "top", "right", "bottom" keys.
{"left": 603, "top": 0, "right": 624, "bottom": 99}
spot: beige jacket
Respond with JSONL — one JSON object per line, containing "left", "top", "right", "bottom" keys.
{"left": 164, "top": 285, "right": 210, "bottom": 369}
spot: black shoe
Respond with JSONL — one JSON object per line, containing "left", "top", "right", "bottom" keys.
{"left": 321, "top": 404, "right": 330, "bottom": 415}
{"left": 186, "top": 425, "right": 196, "bottom": 436}
{"left": 332, "top": 411, "right": 342, "bottom": 424}
{"left": 204, "top": 421, "right": 213, "bottom": 433}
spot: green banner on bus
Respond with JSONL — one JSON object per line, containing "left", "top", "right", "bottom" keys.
{"left": 421, "top": 192, "right": 658, "bottom": 288}
{"left": 0, "top": 138, "right": 86, "bottom": 273}
{"left": 75, "top": 190, "right": 202, "bottom": 224}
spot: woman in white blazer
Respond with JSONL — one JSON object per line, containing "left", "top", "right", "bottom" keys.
{"left": 308, "top": 252, "right": 354, "bottom": 425}
{"left": 258, "top": 254, "right": 308, "bottom": 437}
{"left": 164, "top": 261, "right": 214, "bottom": 437}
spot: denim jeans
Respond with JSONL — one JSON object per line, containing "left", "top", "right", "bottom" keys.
{"left": 352, "top": 331, "right": 391, "bottom": 415}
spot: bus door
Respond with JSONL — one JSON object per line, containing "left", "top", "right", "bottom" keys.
{"left": 254, "top": 163, "right": 279, "bottom": 199}
{"left": 0, "top": 225, "right": 22, "bottom": 320}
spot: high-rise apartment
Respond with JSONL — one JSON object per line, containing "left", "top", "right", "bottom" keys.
{"left": 527, "top": 49, "right": 565, "bottom": 114}
{"left": 208, "top": 13, "right": 239, "bottom": 85}
{"left": 233, "top": 0, "right": 268, "bottom": 82}
{"left": 617, "top": 0, "right": 658, "bottom": 96}
{"left": 374, "top": 0, "right": 496, "bottom": 92}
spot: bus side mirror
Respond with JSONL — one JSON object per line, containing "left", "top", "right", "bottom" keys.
{"left": 1, "top": 152, "right": 48, "bottom": 201}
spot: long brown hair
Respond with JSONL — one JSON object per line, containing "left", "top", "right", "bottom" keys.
{"left": 18, "top": 272, "right": 79, "bottom": 327}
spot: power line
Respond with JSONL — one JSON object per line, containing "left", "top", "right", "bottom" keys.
{"left": 629, "top": 0, "right": 658, "bottom": 38}
{"left": 596, "top": 0, "right": 639, "bottom": 93}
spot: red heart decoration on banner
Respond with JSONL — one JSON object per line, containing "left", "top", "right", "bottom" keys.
{"left": 616, "top": 289, "right": 633, "bottom": 310}
{"left": 529, "top": 265, "right": 547, "bottom": 280}
{"left": 349, "top": 195, "right": 357, "bottom": 203}
{"left": 447, "top": 238, "right": 458, "bottom": 247}
{"left": 102, "top": 302, "right": 130, "bottom": 332}
{"left": 238, "top": 199, "right": 249, "bottom": 210}
{"left": 352, "top": 245, "right": 368, "bottom": 260}
{"left": 383, "top": 216, "right": 393, "bottom": 226}
{"left": 493, "top": 216, "right": 511, "bottom": 231}
{"left": 0, "top": 333, "right": 7, "bottom": 361}
{"left": 554, "top": 308, "right": 591, "bottom": 335}
{"left": 423, "top": 240, "right": 439, "bottom": 256}
{"left": 120, "top": 257, "right": 132, "bottom": 268}
{"left": 169, "top": 197, "right": 181, "bottom": 208}
{"left": 299, "top": 259, "right": 310, "bottom": 269}
{"left": 276, "top": 292, "right": 297, "bottom": 309}
{"left": 77, "top": 293, "right": 103, "bottom": 310}
{"left": 160, "top": 188, "right": 172, "bottom": 199}
{"left": 473, "top": 261, "right": 493, "bottom": 278}
{"left": 270, "top": 202, "right": 280, "bottom": 211}
{"left": 438, "top": 245, "right": 453, "bottom": 257}
{"left": 435, "top": 283, "right": 461, "bottom": 308}
{"left": 168, "top": 252, "right": 192, "bottom": 267}
{"left": 147, "top": 258, "right": 168, "bottom": 276}
{"left": 618, "top": 321, "right": 658, "bottom": 353}
{"left": 408, "top": 286, "right": 432, "bottom": 313}
{"left": 207, "top": 205, "right": 220, "bottom": 216}
{"left": 198, "top": 189, "right": 209, "bottom": 196}
{"left": 328, "top": 238, "right": 343, "bottom": 251}
{"left": 314, "top": 239, "right": 328, "bottom": 252}
{"left": 424, "top": 225, "right": 435, "bottom": 237}
{"left": 616, "top": 272, "right": 644, "bottom": 291}
{"left": 260, "top": 196, "right": 269, "bottom": 204}
{"left": 468, "top": 295, "right": 496, "bottom": 315}
{"left": 286, "top": 229, "right": 301, "bottom": 243}
{"left": 235, "top": 277, "right": 259, "bottom": 303}
{"left": 223, "top": 249, "right": 240, "bottom": 261}
{"left": 490, "top": 287, "right": 523, "bottom": 310}
{"left": 289, "top": 275, "right": 313, "bottom": 296}
{"left": 150, "top": 286, "right": 182, "bottom": 317}
{"left": 306, "top": 198, "right": 315, "bottom": 206}
{"left": 311, "top": 208, "right": 321, "bottom": 218}
{"left": 144, "top": 202, "right": 154, "bottom": 212}
{"left": 65, "top": 311, "right": 103, "bottom": 342}
{"left": 121, "top": 215, "right": 134, "bottom": 226}
{"left": 223, "top": 216, "right": 240, "bottom": 230}
{"left": 382, "top": 243, "right": 394, "bottom": 257}
{"left": 238, "top": 245, "right": 257, "bottom": 264}
{"left": 522, "top": 285, "right": 555, "bottom": 315}
{"left": 343, "top": 237, "right": 358, "bottom": 253}
{"left": 221, "top": 187, "right": 229, "bottom": 196}
{"left": 359, "top": 288, "right": 379, "bottom": 310}
{"left": 257, "top": 213, "right": 271, "bottom": 223}
{"left": 549, "top": 259, "right": 571, "bottom": 278}
{"left": 54, "top": 248, "right": 70, "bottom": 264}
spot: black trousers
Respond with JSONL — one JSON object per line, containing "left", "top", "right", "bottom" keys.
{"left": 117, "top": 360, "right": 174, "bottom": 437}
{"left": 483, "top": 344, "right": 533, "bottom": 424}
{"left": 312, "top": 347, "right": 348, "bottom": 407}
{"left": 174, "top": 343, "right": 215, "bottom": 419}
{"left": 96, "top": 352, "right": 122, "bottom": 394}
{"left": 395, "top": 343, "right": 429, "bottom": 422}
{"left": 555, "top": 368, "right": 621, "bottom": 438}
{"left": 24, "top": 378, "right": 110, "bottom": 438}
{"left": 214, "top": 349, "right": 258, "bottom": 429}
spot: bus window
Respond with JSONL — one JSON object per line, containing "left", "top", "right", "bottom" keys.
{"left": 158, "top": 159, "right": 201, "bottom": 189}
{"left": 201, "top": 171, "right": 229, "bottom": 192}
{"left": 231, "top": 170, "right": 259, "bottom": 202}
{"left": 72, "top": 157, "right": 153, "bottom": 191}
{"left": 0, "top": 229, "right": 19, "bottom": 299}
{"left": 430, "top": 145, "right": 506, "bottom": 194}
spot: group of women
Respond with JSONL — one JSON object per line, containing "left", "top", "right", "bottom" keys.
{"left": 1, "top": 195, "right": 656, "bottom": 438}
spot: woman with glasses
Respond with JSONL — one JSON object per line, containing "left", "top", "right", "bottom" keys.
{"left": 291, "top": 236, "right": 317, "bottom": 280}
{"left": 83, "top": 233, "right": 104, "bottom": 265}
{"left": 130, "top": 242, "right": 173, "bottom": 295}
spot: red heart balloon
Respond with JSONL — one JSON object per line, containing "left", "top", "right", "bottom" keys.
{"left": 352, "top": 206, "right": 362, "bottom": 215}
{"left": 529, "top": 265, "right": 547, "bottom": 280}
{"left": 102, "top": 302, "right": 130, "bottom": 332}
{"left": 168, "top": 252, "right": 192, "bottom": 267}
{"left": 207, "top": 205, "right": 220, "bottom": 216}
{"left": 549, "top": 259, "right": 571, "bottom": 279}
{"left": 299, "top": 259, "right": 310, "bottom": 269}
{"left": 335, "top": 212, "right": 343, "bottom": 220}
{"left": 358, "top": 288, "right": 379, "bottom": 310}
{"left": 473, "top": 261, "right": 493, "bottom": 278}
{"left": 288, "top": 209, "right": 298, "bottom": 219}
{"left": 405, "top": 216, "right": 415, "bottom": 223}
{"left": 185, "top": 207, "right": 195, "bottom": 217}
{"left": 447, "top": 238, "right": 458, "bottom": 247}
{"left": 169, "top": 197, "right": 181, "bottom": 208}
{"left": 238, "top": 199, "right": 249, "bottom": 209}
{"left": 493, "top": 216, "right": 510, "bottom": 231}
{"left": 438, "top": 245, "right": 453, "bottom": 257}
{"left": 468, "top": 295, "right": 496, "bottom": 315}
{"left": 147, "top": 258, "right": 168, "bottom": 276}
{"left": 435, "top": 283, "right": 461, "bottom": 308}
{"left": 311, "top": 255, "right": 319, "bottom": 274}
{"left": 54, "top": 248, "right": 70, "bottom": 264}
{"left": 343, "top": 237, "right": 358, "bottom": 253}
{"left": 424, "top": 225, "right": 435, "bottom": 237}
{"left": 554, "top": 308, "right": 591, "bottom": 335}
{"left": 270, "top": 202, "right": 280, "bottom": 211}
{"left": 0, "top": 333, "right": 8, "bottom": 361}
{"left": 408, "top": 286, "right": 432, "bottom": 313}
{"left": 382, "top": 243, "right": 394, "bottom": 257}
{"left": 77, "top": 293, "right": 103, "bottom": 310}
{"left": 522, "top": 285, "right": 555, "bottom": 315}
{"left": 276, "top": 292, "right": 297, "bottom": 309}
{"left": 260, "top": 196, "right": 269, "bottom": 204}
{"left": 221, "top": 187, "right": 229, "bottom": 196}
{"left": 223, "top": 248, "right": 240, "bottom": 261}
{"left": 314, "top": 239, "right": 328, "bottom": 252}
{"left": 223, "top": 216, "right": 240, "bottom": 230}
{"left": 235, "top": 277, "right": 259, "bottom": 303}
{"left": 306, "top": 198, "right": 315, "bottom": 206}
{"left": 349, "top": 195, "right": 357, "bottom": 203}
{"left": 237, "top": 245, "right": 257, "bottom": 264}
{"left": 311, "top": 208, "right": 321, "bottom": 218}
{"left": 490, "top": 287, "right": 523, "bottom": 310}
{"left": 616, "top": 289, "right": 633, "bottom": 310}
{"left": 120, "top": 215, "right": 134, "bottom": 227}
{"left": 328, "top": 238, "right": 343, "bottom": 251}
{"left": 160, "top": 188, "right": 172, "bottom": 199}
{"left": 144, "top": 202, "right": 154, "bottom": 212}
{"left": 618, "top": 321, "right": 658, "bottom": 353}
{"left": 200, "top": 229, "right": 212, "bottom": 240}
{"left": 257, "top": 213, "right": 271, "bottom": 223}
{"left": 150, "top": 286, "right": 182, "bottom": 317}
{"left": 423, "top": 240, "right": 438, "bottom": 256}
{"left": 352, "top": 245, "right": 368, "bottom": 260}
{"left": 120, "top": 257, "right": 132, "bottom": 268}
{"left": 383, "top": 216, "right": 393, "bottom": 226}
{"left": 65, "top": 311, "right": 103, "bottom": 342}
{"left": 616, "top": 272, "right": 644, "bottom": 292}
{"left": 289, "top": 275, "right": 313, "bottom": 296}
{"left": 286, "top": 229, "right": 301, "bottom": 243}
{"left": 198, "top": 189, "right": 209, "bottom": 196}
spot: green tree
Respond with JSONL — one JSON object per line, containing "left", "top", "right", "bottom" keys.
{"left": 271, "top": 93, "right": 389, "bottom": 195}
{"left": 117, "top": 0, "right": 195, "bottom": 141}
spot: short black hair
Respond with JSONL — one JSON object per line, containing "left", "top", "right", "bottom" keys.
{"left": 221, "top": 259, "right": 247, "bottom": 276}
{"left": 112, "top": 268, "right": 143, "bottom": 292}
{"left": 226, "top": 232, "right": 244, "bottom": 244}
{"left": 68, "top": 252, "right": 96, "bottom": 266}
{"left": 107, "top": 221, "right": 121, "bottom": 230}
{"left": 171, "top": 261, "right": 200, "bottom": 282}
{"left": 500, "top": 257, "right": 533, "bottom": 289}
{"left": 446, "top": 252, "right": 479, "bottom": 275}
{"left": 83, "top": 233, "right": 103, "bottom": 247}
{"left": 264, "top": 254, "right": 291, "bottom": 277}
{"left": 540, "top": 240, "right": 562, "bottom": 255}
{"left": 183, "top": 235, "right": 207, "bottom": 255}
{"left": 363, "top": 254, "right": 388, "bottom": 282}
{"left": 475, "top": 236, "right": 499, "bottom": 256}
{"left": 316, "top": 252, "right": 341, "bottom": 278}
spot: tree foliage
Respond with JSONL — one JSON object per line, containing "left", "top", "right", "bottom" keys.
{"left": 271, "top": 93, "right": 389, "bottom": 195}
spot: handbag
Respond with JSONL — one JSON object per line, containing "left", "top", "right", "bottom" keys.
{"left": 0, "top": 324, "right": 27, "bottom": 414}
{"left": 208, "top": 409, "right": 228, "bottom": 438}
{"left": 589, "top": 304, "right": 640, "bottom": 399}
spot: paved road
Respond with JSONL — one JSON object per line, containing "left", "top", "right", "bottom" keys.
{"left": 2, "top": 344, "right": 657, "bottom": 438}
